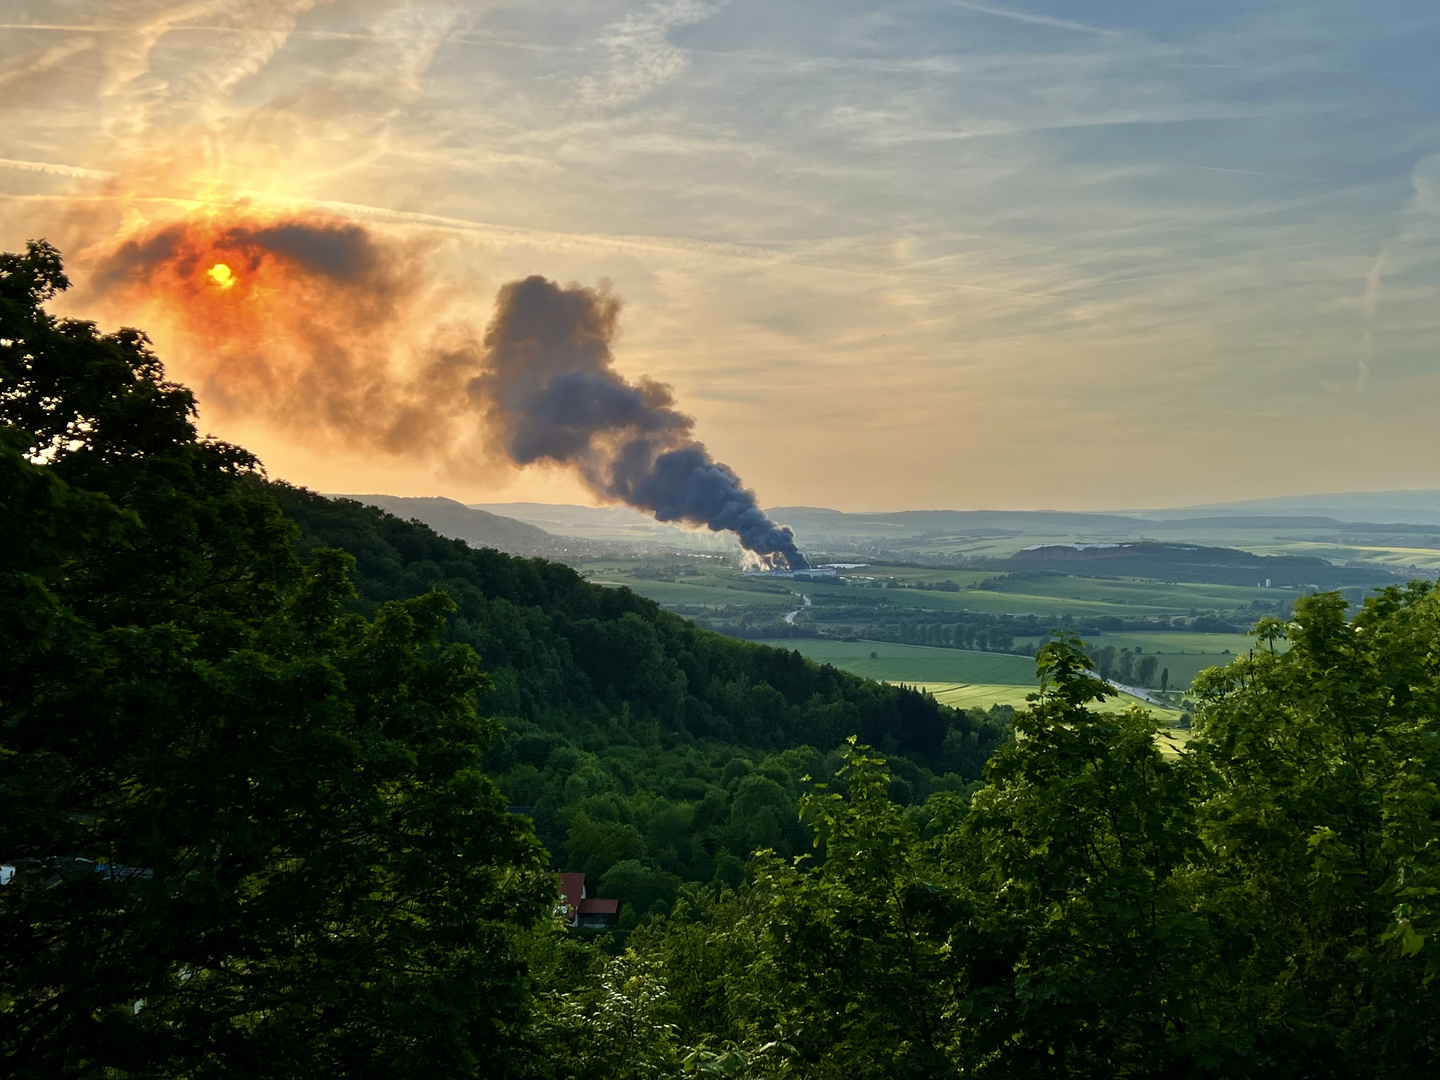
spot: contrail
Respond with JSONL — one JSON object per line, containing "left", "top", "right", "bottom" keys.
{"left": 0, "top": 158, "right": 115, "bottom": 180}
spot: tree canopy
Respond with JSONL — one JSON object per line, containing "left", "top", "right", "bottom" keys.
{"left": 1, "top": 241, "right": 550, "bottom": 1078}
{"left": 4, "top": 240, "right": 1437, "bottom": 1078}
{"left": 563, "top": 606, "right": 1440, "bottom": 1078}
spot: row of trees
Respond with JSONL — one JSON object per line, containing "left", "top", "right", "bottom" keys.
{"left": 1090, "top": 643, "right": 1167, "bottom": 688}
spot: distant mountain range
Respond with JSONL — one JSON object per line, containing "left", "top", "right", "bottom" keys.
{"left": 327, "top": 492, "right": 1440, "bottom": 572}
{"left": 1127, "top": 490, "right": 1440, "bottom": 525}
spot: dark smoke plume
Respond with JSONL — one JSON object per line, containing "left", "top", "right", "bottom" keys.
{"left": 474, "top": 275, "right": 808, "bottom": 570}
{"left": 90, "top": 214, "right": 806, "bottom": 569}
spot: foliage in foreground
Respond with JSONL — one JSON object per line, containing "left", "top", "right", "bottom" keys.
{"left": 548, "top": 602, "right": 1440, "bottom": 1078}
{"left": 0, "top": 242, "right": 550, "bottom": 1077}
{"left": 4, "top": 239, "right": 1438, "bottom": 1078}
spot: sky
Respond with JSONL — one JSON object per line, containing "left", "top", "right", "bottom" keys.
{"left": 1, "top": 0, "right": 1437, "bottom": 513}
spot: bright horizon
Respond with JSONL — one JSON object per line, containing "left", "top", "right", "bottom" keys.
{"left": 2, "top": 0, "right": 1436, "bottom": 514}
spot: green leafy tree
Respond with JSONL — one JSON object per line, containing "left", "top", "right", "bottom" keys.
{"left": 531, "top": 953, "right": 680, "bottom": 1080}
{"left": 0, "top": 241, "right": 552, "bottom": 1078}
{"left": 749, "top": 739, "right": 967, "bottom": 1079}
{"left": 1190, "top": 589, "right": 1440, "bottom": 1072}
{"left": 954, "top": 634, "right": 1219, "bottom": 1075}
{"left": 600, "top": 860, "right": 683, "bottom": 920}
{"left": 595, "top": 622, "right": 1440, "bottom": 1076}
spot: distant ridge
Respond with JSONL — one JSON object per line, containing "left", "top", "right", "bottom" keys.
{"left": 1126, "top": 491, "right": 1440, "bottom": 525}
{"left": 330, "top": 495, "right": 553, "bottom": 554}
{"left": 766, "top": 506, "right": 1134, "bottom": 535}
{"left": 471, "top": 502, "right": 736, "bottom": 550}
{"left": 1011, "top": 541, "right": 1395, "bottom": 589}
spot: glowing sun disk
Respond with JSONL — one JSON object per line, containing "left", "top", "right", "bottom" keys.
{"left": 207, "top": 262, "right": 235, "bottom": 288}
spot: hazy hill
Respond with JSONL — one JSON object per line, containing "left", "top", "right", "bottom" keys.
{"left": 473, "top": 501, "right": 736, "bottom": 550}
{"left": 332, "top": 495, "right": 556, "bottom": 554}
{"left": 1135, "top": 490, "right": 1440, "bottom": 525}
{"left": 767, "top": 505, "right": 1137, "bottom": 539}
{"left": 1010, "top": 542, "right": 1397, "bottom": 589}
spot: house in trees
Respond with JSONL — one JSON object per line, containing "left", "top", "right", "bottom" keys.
{"left": 556, "top": 872, "right": 620, "bottom": 929}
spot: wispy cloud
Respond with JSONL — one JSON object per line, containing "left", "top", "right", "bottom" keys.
{"left": 578, "top": 0, "right": 725, "bottom": 109}
{"left": 1178, "top": 165, "right": 1336, "bottom": 184}
{"left": 0, "top": 0, "right": 1435, "bottom": 509}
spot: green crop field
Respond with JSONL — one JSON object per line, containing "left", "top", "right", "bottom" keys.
{"left": 907, "top": 682, "right": 1038, "bottom": 710}
{"left": 750, "top": 640, "right": 1179, "bottom": 716}
{"left": 752, "top": 639, "right": 1039, "bottom": 685}
{"left": 1011, "top": 629, "right": 1253, "bottom": 687}
{"left": 789, "top": 575, "right": 1283, "bottom": 621}
{"left": 908, "top": 682, "right": 1168, "bottom": 716}
{"left": 581, "top": 559, "right": 1296, "bottom": 624}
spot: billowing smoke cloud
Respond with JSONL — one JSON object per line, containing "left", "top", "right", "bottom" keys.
{"left": 88, "top": 211, "right": 807, "bottom": 569}
{"left": 475, "top": 275, "right": 807, "bottom": 570}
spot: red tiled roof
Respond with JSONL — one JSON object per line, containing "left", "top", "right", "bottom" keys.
{"left": 558, "top": 872, "right": 586, "bottom": 913}
{"left": 577, "top": 898, "right": 619, "bottom": 915}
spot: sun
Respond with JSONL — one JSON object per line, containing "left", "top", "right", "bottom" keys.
{"left": 206, "top": 262, "right": 235, "bottom": 288}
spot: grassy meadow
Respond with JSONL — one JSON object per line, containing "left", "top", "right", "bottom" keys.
{"left": 749, "top": 638, "right": 1180, "bottom": 717}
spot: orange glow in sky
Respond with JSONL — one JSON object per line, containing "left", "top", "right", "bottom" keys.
{"left": 2, "top": 1, "right": 1435, "bottom": 510}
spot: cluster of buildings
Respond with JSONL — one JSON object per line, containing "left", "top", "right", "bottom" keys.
{"left": 556, "top": 872, "right": 619, "bottom": 929}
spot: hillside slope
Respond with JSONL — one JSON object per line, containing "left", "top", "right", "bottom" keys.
{"left": 269, "top": 485, "right": 1011, "bottom": 903}
{"left": 335, "top": 493, "right": 557, "bottom": 554}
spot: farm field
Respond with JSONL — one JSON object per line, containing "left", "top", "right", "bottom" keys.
{"left": 1155, "top": 726, "right": 1194, "bottom": 758}
{"left": 751, "top": 639, "right": 1039, "bottom": 685}
{"left": 1011, "top": 629, "right": 1253, "bottom": 687}
{"left": 787, "top": 570, "right": 1287, "bottom": 621}
{"left": 582, "top": 559, "right": 1298, "bottom": 623}
{"left": 906, "top": 681, "right": 1160, "bottom": 715}
{"left": 588, "top": 578, "right": 796, "bottom": 608}
{"left": 909, "top": 682, "right": 1037, "bottom": 710}
{"left": 750, "top": 639, "right": 1178, "bottom": 716}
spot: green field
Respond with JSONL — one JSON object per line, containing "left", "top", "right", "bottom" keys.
{"left": 910, "top": 682, "right": 1039, "bottom": 710}
{"left": 752, "top": 639, "right": 1039, "bottom": 685}
{"left": 583, "top": 559, "right": 1261, "bottom": 693}
{"left": 583, "top": 565, "right": 801, "bottom": 608}
{"left": 907, "top": 682, "right": 1165, "bottom": 715}
{"left": 750, "top": 639, "right": 1177, "bottom": 716}
{"left": 583, "top": 560, "right": 1292, "bottom": 623}
{"left": 1012, "top": 629, "right": 1251, "bottom": 687}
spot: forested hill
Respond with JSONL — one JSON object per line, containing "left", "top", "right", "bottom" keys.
{"left": 268, "top": 484, "right": 1008, "bottom": 909}
{"left": 1010, "top": 540, "right": 1394, "bottom": 589}
{"left": 337, "top": 493, "right": 557, "bottom": 554}
{"left": 8, "top": 243, "right": 1439, "bottom": 1079}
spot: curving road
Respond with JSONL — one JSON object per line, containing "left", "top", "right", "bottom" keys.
{"left": 784, "top": 594, "right": 812, "bottom": 625}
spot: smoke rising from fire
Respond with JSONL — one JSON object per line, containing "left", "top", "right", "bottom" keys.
{"left": 478, "top": 275, "right": 807, "bottom": 570}
{"left": 90, "top": 211, "right": 806, "bottom": 569}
